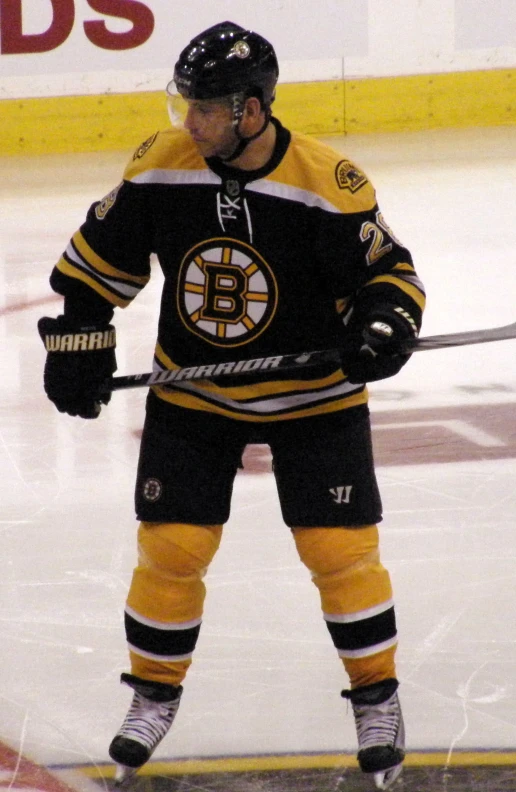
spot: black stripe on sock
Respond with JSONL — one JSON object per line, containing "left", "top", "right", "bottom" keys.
{"left": 325, "top": 607, "right": 397, "bottom": 652}
{"left": 125, "top": 612, "right": 201, "bottom": 656}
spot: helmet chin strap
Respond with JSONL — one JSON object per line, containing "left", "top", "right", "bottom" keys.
{"left": 220, "top": 111, "right": 271, "bottom": 163}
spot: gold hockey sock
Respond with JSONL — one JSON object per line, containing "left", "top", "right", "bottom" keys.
{"left": 293, "top": 525, "right": 397, "bottom": 689}
{"left": 125, "top": 521, "right": 223, "bottom": 686}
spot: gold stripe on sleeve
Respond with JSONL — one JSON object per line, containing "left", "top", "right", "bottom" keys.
{"left": 56, "top": 257, "right": 131, "bottom": 308}
{"left": 365, "top": 274, "right": 426, "bottom": 310}
{"left": 72, "top": 231, "right": 150, "bottom": 286}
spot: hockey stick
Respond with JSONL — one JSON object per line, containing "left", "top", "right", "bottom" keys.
{"left": 108, "top": 320, "right": 516, "bottom": 392}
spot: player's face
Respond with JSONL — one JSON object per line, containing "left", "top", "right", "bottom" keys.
{"left": 183, "top": 99, "right": 238, "bottom": 159}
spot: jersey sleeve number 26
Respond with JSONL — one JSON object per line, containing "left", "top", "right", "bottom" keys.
{"left": 360, "top": 211, "right": 400, "bottom": 267}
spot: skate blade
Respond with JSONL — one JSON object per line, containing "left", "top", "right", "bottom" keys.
{"left": 113, "top": 764, "right": 138, "bottom": 786}
{"left": 373, "top": 761, "right": 403, "bottom": 789}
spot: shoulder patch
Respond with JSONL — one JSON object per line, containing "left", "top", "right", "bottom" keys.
{"left": 335, "top": 160, "right": 368, "bottom": 193}
{"left": 133, "top": 132, "right": 159, "bottom": 161}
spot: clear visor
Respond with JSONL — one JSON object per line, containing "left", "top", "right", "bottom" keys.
{"left": 166, "top": 79, "right": 189, "bottom": 128}
{"left": 165, "top": 80, "right": 243, "bottom": 129}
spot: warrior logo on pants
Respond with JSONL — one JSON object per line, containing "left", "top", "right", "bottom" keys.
{"left": 176, "top": 237, "right": 278, "bottom": 348}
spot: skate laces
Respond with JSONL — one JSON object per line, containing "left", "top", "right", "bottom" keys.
{"left": 118, "top": 690, "right": 180, "bottom": 750}
{"left": 343, "top": 690, "right": 402, "bottom": 750}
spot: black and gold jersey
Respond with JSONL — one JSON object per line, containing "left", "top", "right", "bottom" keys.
{"left": 49, "top": 118, "right": 425, "bottom": 422}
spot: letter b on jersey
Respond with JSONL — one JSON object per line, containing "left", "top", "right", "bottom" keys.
{"left": 202, "top": 263, "right": 246, "bottom": 324}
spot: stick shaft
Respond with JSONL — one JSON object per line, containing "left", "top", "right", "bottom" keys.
{"left": 405, "top": 320, "right": 516, "bottom": 351}
{"left": 108, "top": 320, "right": 516, "bottom": 392}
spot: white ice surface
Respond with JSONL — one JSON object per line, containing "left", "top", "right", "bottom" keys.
{"left": 0, "top": 126, "right": 515, "bottom": 767}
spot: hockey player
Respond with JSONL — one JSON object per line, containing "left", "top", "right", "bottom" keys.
{"left": 38, "top": 21, "right": 425, "bottom": 790}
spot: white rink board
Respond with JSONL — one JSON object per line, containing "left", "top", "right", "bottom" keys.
{"left": 1, "top": 0, "right": 516, "bottom": 98}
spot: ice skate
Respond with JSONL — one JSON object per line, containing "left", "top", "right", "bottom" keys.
{"left": 109, "top": 673, "right": 183, "bottom": 783}
{"left": 342, "top": 678, "right": 405, "bottom": 790}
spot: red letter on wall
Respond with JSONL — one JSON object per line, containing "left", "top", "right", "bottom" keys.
{"left": 84, "top": 0, "right": 154, "bottom": 50}
{"left": 0, "top": 0, "right": 74, "bottom": 54}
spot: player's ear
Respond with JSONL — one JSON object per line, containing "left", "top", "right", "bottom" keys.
{"left": 243, "top": 96, "right": 263, "bottom": 121}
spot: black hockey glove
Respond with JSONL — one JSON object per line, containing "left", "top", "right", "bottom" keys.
{"left": 38, "top": 315, "right": 117, "bottom": 418}
{"left": 342, "top": 304, "right": 418, "bottom": 384}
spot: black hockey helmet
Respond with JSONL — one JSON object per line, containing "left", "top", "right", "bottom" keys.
{"left": 171, "top": 21, "right": 279, "bottom": 109}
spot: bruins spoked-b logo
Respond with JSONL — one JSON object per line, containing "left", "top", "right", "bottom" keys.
{"left": 177, "top": 238, "right": 278, "bottom": 347}
{"left": 142, "top": 478, "right": 163, "bottom": 502}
